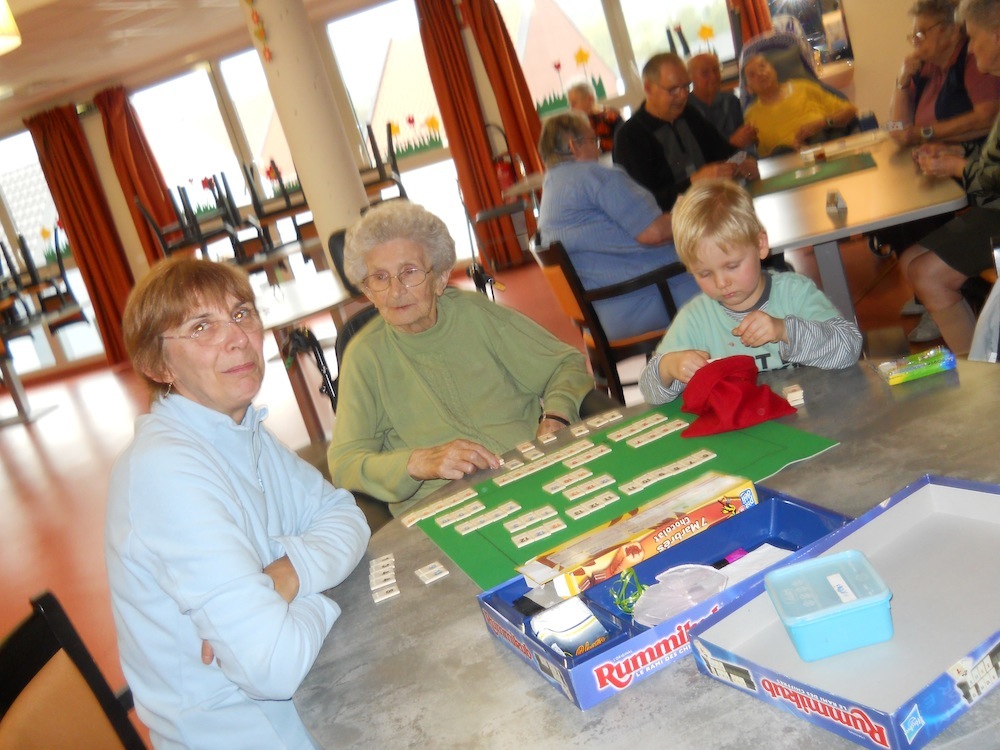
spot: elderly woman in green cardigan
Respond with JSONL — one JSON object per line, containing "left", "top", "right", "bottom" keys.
{"left": 328, "top": 201, "right": 594, "bottom": 517}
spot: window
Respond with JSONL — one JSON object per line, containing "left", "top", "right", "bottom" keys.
{"left": 498, "top": 0, "right": 621, "bottom": 115}
{"left": 768, "top": 0, "right": 854, "bottom": 63}
{"left": 0, "top": 132, "right": 105, "bottom": 373}
{"left": 620, "top": 0, "right": 737, "bottom": 69}
{"left": 130, "top": 69, "right": 245, "bottom": 216}
{"left": 327, "top": 0, "right": 444, "bottom": 162}
{"left": 327, "top": 1, "right": 472, "bottom": 260}
{"left": 219, "top": 49, "right": 293, "bottom": 203}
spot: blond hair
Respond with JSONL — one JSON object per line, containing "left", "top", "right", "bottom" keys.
{"left": 671, "top": 180, "right": 764, "bottom": 268}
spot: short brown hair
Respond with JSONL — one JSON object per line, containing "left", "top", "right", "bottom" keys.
{"left": 123, "top": 257, "right": 255, "bottom": 394}
{"left": 671, "top": 180, "right": 764, "bottom": 268}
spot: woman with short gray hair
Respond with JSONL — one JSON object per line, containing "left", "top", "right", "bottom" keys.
{"left": 536, "top": 112, "right": 700, "bottom": 342}
{"left": 329, "top": 201, "right": 593, "bottom": 518}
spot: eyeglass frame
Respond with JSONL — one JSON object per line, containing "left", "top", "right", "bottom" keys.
{"left": 160, "top": 305, "right": 263, "bottom": 347}
{"left": 362, "top": 266, "right": 433, "bottom": 293}
{"left": 649, "top": 79, "right": 692, "bottom": 97}
{"left": 907, "top": 20, "right": 944, "bottom": 44}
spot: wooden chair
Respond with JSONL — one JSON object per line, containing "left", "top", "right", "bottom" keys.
{"left": 531, "top": 241, "right": 685, "bottom": 404}
{"left": 176, "top": 186, "right": 242, "bottom": 259}
{"left": 329, "top": 229, "right": 364, "bottom": 298}
{"left": 360, "top": 124, "right": 406, "bottom": 206}
{"left": 36, "top": 227, "right": 88, "bottom": 334}
{"left": 241, "top": 162, "right": 309, "bottom": 244}
{"left": 0, "top": 591, "right": 145, "bottom": 749}
{"left": 135, "top": 197, "right": 202, "bottom": 257}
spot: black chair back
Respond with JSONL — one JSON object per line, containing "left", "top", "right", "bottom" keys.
{"left": 0, "top": 239, "right": 21, "bottom": 290}
{"left": 16, "top": 235, "right": 41, "bottom": 287}
{"left": 329, "top": 230, "right": 364, "bottom": 297}
{"left": 0, "top": 592, "right": 145, "bottom": 749}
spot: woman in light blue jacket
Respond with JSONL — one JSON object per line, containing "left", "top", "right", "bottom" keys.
{"left": 106, "top": 257, "right": 370, "bottom": 748}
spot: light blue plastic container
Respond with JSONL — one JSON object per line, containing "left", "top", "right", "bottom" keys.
{"left": 764, "top": 549, "right": 893, "bottom": 662}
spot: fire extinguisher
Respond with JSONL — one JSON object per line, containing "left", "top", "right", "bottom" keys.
{"left": 486, "top": 123, "right": 519, "bottom": 199}
{"left": 494, "top": 156, "right": 517, "bottom": 194}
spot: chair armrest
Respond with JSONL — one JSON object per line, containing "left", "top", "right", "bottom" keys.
{"left": 585, "top": 262, "right": 687, "bottom": 300}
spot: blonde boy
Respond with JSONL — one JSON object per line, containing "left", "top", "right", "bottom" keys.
{"left": 639, "top": 180, "right": 862, "bottom": 404}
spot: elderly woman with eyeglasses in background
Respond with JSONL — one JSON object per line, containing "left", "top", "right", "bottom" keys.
{"left": 327, "top": 200, "right": 594, "bottom": 518}
{"left": 106, "top": 257, "right": 370, "bottom": 749}
{"left": 889, "top": 0, "right": 1000, "bottom": 148}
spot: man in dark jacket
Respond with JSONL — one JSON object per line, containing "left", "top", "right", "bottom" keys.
{"left": 614, "top": 52, "right": 758, "bottom": 211}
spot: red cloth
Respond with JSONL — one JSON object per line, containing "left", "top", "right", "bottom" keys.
{"left": 681, "top": 356, "right": 795, "bottom": 437}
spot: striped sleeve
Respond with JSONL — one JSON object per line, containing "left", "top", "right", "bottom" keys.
{"left": 780, "top": 316, "right": 863, "bottom": 369}
{"left": 639, "top": 353, "right": 687, "bottom": 404}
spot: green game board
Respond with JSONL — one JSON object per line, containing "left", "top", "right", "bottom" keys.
{"left": 415, "top": 401, "right": 837, "bottom": 590}
{"left": 749, "top": 152, "right": 876, "bottom": 198}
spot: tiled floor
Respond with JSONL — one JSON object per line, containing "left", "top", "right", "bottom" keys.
{"left": 0, "top": 238, "right": 928, "bottom": 742}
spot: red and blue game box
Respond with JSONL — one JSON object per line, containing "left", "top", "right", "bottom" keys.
{"left": 477, "top": 485, "right": 850, "bottom": 709}
{"left": 690, "top": 475, "right": 1000, "bottom": 749}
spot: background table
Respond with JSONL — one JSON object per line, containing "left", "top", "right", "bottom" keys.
{"left": 257, "top": 271, "right": 354, "bottom": 442}
{"left": 296, "top": 361, "right": 1000, "bottom": 749}
{"left": 753, "top": 131, "right": 968, "bottom": 322}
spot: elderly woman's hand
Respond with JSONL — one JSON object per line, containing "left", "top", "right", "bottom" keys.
{"left": 407, "top": 439, "right": 501, "bottom": 481}
{"left": 915, "top": 150, "right": 967, "bottom": 179}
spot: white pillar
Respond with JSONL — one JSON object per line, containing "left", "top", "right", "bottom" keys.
{"left": 240, "top": 0, "right": 367, "bottom": 280}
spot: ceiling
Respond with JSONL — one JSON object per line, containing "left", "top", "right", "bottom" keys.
{"left": 0, "top": 0, "right": 372, "bottom": 136}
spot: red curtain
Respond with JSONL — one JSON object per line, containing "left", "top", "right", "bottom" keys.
{"left": 733, "top": 0, "right": 773, "bottom": 42}
{"left": 93, "top": 86, "right": 172, "bottom": 265}
{"left": 463, "top": 0, "right": 543, "bottom": 184}
{"left": 415, "top": 0, "right": 523, "bottom": 268}
{"left": 25, "top": 106, "right": 134, "bottom": 365}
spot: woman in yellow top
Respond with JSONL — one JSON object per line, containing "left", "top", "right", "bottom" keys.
{"left": 743, "top": 55, "right": 858, "bottom": 157}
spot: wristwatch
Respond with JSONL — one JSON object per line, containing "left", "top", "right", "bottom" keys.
{"left": 920, "top": 126, "right": 935, "bottom": 141}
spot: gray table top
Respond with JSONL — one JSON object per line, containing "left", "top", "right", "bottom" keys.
{"left": 754, "top": 132, "right": 967, "bottom": 253}
{"left": 296, "top": 361, "right": 1000, "bottom": 749}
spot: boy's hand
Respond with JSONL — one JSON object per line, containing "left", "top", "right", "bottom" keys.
{"left": 732, "top": 311, "right": 787, "bottom": 347}
{"left": 660, "top": 350, "right": 711, "bottom": 385}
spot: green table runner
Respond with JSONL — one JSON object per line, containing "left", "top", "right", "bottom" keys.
{"left": 750, "top": 152, "right": 876, "bottom": 198}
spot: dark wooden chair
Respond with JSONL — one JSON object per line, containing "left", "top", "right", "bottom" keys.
{"left": 176, "top": 185, "right": 243, "bottom": 259}
{"left": 241, "top": 162, "right": 309, "bottom": 245}
{"left": 360, "top": 124, "right": 406, "bottom": 206}
{"left": 135, "top": 196, "right": 202, "bottom": 257}
{"left": 531, "top": 241, "right": 685, "bottom": 404}
{"left": 34, "top": 227, "right": 88, "bottom": 334}
{"left": 0, "top": 591, "right": 145, "bottom": 749}
{"left": 328, "top": 229, "right": 364, "bottom": 298}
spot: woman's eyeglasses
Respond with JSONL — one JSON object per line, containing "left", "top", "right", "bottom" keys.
{"left": 907, "top": 21, "right": 943, "bottom": 44}
{"left": 362, "top": 267, "right": 430, "bottom": 292}
{"left": 160, "top": 307, "right": 263, "bottom": 347}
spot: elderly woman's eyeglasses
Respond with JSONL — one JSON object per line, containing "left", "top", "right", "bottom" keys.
{"left": 362, "top": 267, "right": 430, "bottom": 292}
{"left": 160, "top": 306, "right": 263, "bottom": 347}
{"left": 907, "top": 21, "right": 943, "bottom": 44}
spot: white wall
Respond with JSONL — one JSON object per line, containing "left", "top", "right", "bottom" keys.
{"left": 841, "top": 0, "right": 913, "bottom": 124}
